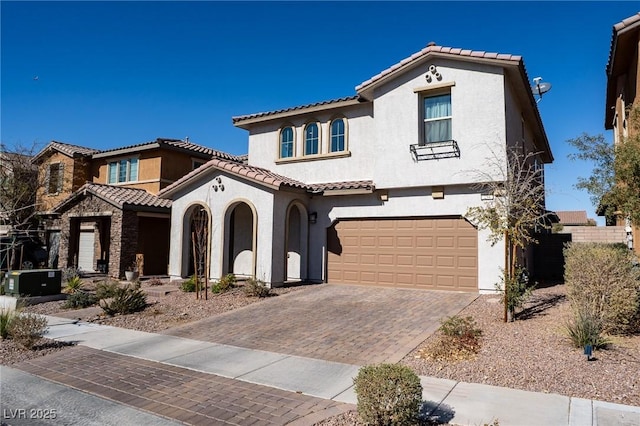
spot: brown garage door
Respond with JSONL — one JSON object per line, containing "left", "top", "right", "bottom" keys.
{"left": 327, "top": 217, "right": 477, "bottom": 291}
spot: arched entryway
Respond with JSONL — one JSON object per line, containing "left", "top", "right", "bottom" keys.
{"left": 223, "top": 201, "right": 256, "bottom": 278}
{"left": 285, "top": 202, "right": 308, "bottom": 281}
{"left": 182, "top": 204, "right": 210, "bottom": 278}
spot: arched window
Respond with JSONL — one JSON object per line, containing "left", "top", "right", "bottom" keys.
{"left": 280, "top": 126, "right": 294, "bottom": 158}
{"left": 304, "top": 123, "right": 319, "bottom": 155}
{"left": 330, "top": 118, "right": 346, "bottom": 152}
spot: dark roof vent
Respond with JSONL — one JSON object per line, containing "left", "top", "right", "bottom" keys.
{"left": 427, "top": 41, "right": 436, "bottom": 47}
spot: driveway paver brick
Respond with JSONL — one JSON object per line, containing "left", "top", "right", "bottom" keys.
{"left": 164, "top": 284, "right": 478, "bottom": 365}
{"left": 13, "top": 346, "right": 353, "bottom": 425}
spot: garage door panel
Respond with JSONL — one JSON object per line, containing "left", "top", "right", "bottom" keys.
{"left": 328, "top": 218, "right": 477, "bottom": 292}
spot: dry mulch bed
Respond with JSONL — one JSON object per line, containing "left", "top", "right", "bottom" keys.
{"left": 401, "top": 284, "right": 640, "bottom": 407}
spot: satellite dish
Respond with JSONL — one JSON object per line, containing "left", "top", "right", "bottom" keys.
{"left": 532, "top": 82, "right": 552, "bottom": 96}
{"left": 531, "top": 77, "right": 552, "bottom": 102}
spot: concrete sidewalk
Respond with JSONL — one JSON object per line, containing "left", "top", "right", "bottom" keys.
{"left": 30, "top": 315, "right": 640, "bottom": 425}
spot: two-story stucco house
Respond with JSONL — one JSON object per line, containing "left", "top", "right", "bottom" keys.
{"left": 604, "top": 12, "right": 640, "bottom": 254}
{"left": 160, "top": 43, "right": 553, "bottom": 293}
{"left": 33, "top": 138, "right": 243, "bottom": 277}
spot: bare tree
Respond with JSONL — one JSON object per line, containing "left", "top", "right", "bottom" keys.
{"left": 1, "top": 143, "right": 43, "bottom": 270}
{"left": 191, "top": 207, "right": 210, "bottom": 299}
{"left": 466, "top": 147, "right": 551, "bottom": 322}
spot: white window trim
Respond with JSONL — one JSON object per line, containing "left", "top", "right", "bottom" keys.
{"left": 303, "top": 121, "right": 321, "bottom": 156}
{"left": 329, "top": 117, "right": 348, "bottom": 153}
{"left": 278, "top": 125, "right": 296, "bottom": 159}
{"left": 107, "top": 155, "right": 140, "bottom": 184}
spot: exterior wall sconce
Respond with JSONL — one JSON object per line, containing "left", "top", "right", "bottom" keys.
{"left": 308, "top": 212, "right": 318, "bottom": 224}
{"left": 379, "top": 191, "right": 389, "bottom": 201}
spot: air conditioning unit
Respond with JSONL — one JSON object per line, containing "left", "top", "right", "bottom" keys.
{"left": 3, "top": 269, "right": 62, "bottom": 297}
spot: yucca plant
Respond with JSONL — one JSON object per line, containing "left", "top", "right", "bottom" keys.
{"left": 63, "top": 276, "right": 84, "bottom": 294}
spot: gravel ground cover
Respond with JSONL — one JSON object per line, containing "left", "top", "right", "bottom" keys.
{"left": 402, "top": 284, "right": 640, "bottom": 406}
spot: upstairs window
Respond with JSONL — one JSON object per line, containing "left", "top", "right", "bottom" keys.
{"left": 108, "top": 158, "right": 138, "bottom": 184}
{"left": 423, "top": 93, "right": 452, "bottom": 144}
{"left": 280, "top": 126, "right": 294, "bottom": 158}
{"left": 304, "top": 123, "right": 319, "bottom": 155}
{"left": 330, "top": 118, "right": 346, "bottom": 152}
{"left": 47, "top": 162, "right": 63, "bottom": 194}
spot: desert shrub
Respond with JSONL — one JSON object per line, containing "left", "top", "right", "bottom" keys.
{"left": 354, "top": 363, "right": 422, "bottom": 426}
{"left": 419, "top": 316, "right": 482, "bottom": 362}
{"left": 243, "top": 278, "right": 271, "bottom": 298}
{"left": 8, "top": 313, "right": 48, "bottom": 349}
{"left": 99, "top": 285, "right": 147, "bottom": 316}
{"left": 62, "top": 267, "right": 80, "bottom": 282}
{"left": 180, "top": 276, "right": 196, "bottom": 292}
{"left": 63, "top": 291, "right": 97, "bottom": 309}
{"left": 95, "top": 280, "right": 121, "bottom": 300}
{"left": 211, "top": 274, "right": 237, "bottom": 294}
{"left": 147, "top": 278, "right": 164, "bottom": 286}
{"left": 566, "top": 309, "right": 609, "bottom": 349}
{"left": 63, "top": 276, "right": 84, "bottom": 294}
{"left": 564, "top": 242, "right": 640, "bottom": 334}
{"left": 0, "top": 308, "right": 17, "bottom": 339}
{"left": 497, "top": 267, "right": 535, "bottom": 320}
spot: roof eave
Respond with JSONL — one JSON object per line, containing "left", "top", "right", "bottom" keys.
{"left": 604, "top": 13, "right": 640, "bottom": 129}
{"left": 232, "top": 98, "right": 364, "bottom": 129}
{"left": 356, "top": 52, "right": 522, "bottom": 101}
{"left": 92, "top": 143, "right": 161, "bottom": 159}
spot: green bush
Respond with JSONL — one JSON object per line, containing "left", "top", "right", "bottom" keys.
{"left": 564, "top": 242, "right": 640, "bottom": 334}
{"left": 497, "top": 267, "right": 535, "bottom": 319}
{"left": 566, "top": 309, "right": 609, "bottom": 349}
{"left": 180, "top": 276, "right": 196, "bottom": 292}
{"left": 64, "top": 276, "right": 84, "bottom": 294}
{"left": 8, "top": 313, "right": 48, "bottom": 349}
{"left": 440, "top": 315, "right": 482, "bottom": 339}
{"left": 0, "top": 308, "right": 17, "bottom": 339}
{"left": 354, "top": 363, "right": 422, "bottom": 426}
{"left": 99, "top": 285, "right": 147, "bottom": 316}
{"left": 95, "top": 280, "right": 121, "bottom": 300}
{"left": 211, "top": 274, "right": 237, "bottom": 294}
{"left": 243, "top": 278, "right": 271, "bottom": 297}
{"left": 63, "top": 291, "right": 97, "bottom": 309}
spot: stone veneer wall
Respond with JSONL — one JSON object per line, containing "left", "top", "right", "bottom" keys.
{"left": 119, "top": 209, "right": 139, "bottom": 278}
{"left": 56, "top": 194, "right": 124, "bottom": 278}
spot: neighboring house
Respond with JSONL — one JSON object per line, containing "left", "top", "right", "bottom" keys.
{"left": 604, "top": 12, "right": 640, "bottom": 254}
{"left": 159, "top": 43, "right": 553, "bottom": 293}
{"left": 556, "top": 210, "right": 591, "bottom": 227}
{"left": 33, "top": 138, "right": 243, "bottom": 277}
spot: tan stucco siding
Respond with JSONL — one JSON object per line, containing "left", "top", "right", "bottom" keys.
{"left": 159, "top": 151, "right": 200, "bottom": 188}
{"left": 36, "top": 152, "right": 77, "bottom": 212}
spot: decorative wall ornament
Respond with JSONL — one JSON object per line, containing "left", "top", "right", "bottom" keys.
{"left": 212, "top": 176, "right": 224, "bottom": 192}
{"left": 425, "top": 64, "right": 442, "bottom": 83}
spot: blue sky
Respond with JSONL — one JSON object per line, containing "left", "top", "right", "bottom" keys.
{"left": 2, "top": 1, "right": 638, "bottom": 224}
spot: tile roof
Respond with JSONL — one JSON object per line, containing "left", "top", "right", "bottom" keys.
{"left": 32, "top": 141, "right": 99, "bottom": 163}
{"left": 606, "top": 12, "right": 640, "bottom": 76}
{"left": 54, "top": 182, "right": 171, "bottom": 212}
{"left": 158, "top": 157, "right": 374, "bottom": 198}
{"left": 94, "top": 138, "right": 244, "bottom": 163}
{"left": 356, "top": 44, "right": 522, "bottom": 93}
{"left": 605, "top": 12, "right": 640, "bottom": 129}
{"left": 555, "top": 210, "right": 589, "bottom": 225}
{"left": 232, "top": 96, "right": 361, "bottom": 125}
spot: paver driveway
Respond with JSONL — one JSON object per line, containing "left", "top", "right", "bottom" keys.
{"left": 164, "top": 284, "right": 478, "bottom": 365}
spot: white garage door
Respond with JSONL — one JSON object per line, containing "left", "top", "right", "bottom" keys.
{"left": 78, "top": 231, "right": 95, "bottom": 272}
